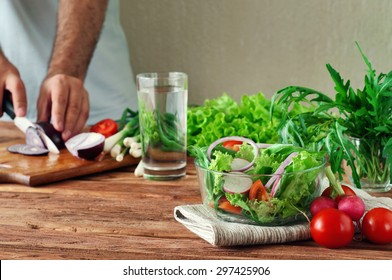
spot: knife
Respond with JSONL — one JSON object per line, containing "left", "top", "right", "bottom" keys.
{"left": 2, "top": 90, "right": 60, "bottom": 154}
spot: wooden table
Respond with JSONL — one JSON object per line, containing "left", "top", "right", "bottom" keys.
{"left": 0, "top": 121, "right": 391, "bottom": 260}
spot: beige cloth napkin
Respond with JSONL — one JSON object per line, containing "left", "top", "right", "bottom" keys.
{"left": 174, "top": 187, "right": 392, "bottom": 246}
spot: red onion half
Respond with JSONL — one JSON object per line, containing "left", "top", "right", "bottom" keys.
{"left": 65, "top": 132, "right": 105, "bottom": 160}
{"left": 207, "top": 136, "right": 259, "bottom": 172}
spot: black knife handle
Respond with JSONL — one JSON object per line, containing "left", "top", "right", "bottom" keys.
{"left": 2, "top": 89, "right": 16, "bottom": 119}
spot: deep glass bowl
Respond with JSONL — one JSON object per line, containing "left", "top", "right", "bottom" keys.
{"left": 195, "top": 159, "right": 326, "bottom": 226}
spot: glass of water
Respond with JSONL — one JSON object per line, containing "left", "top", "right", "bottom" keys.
{"left": 137, "top": 72, "right": 188, "bottom": 180}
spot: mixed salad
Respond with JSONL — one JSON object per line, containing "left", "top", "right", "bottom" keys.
{"left": 191, "top": 136, "right": 326, "bottom": 225}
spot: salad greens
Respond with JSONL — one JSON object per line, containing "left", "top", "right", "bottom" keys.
{"left": 271, "top": 42, "right": 392, "bottom": 188}
{"left": 192, "top": 142, "right": 325, "bottom": 225}
{"left": 187, "top": 92, "right": 302, "bottom": 148}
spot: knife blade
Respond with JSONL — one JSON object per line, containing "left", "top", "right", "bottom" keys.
{"left": 2, "top": 90, "right": 60, "bottom": 154}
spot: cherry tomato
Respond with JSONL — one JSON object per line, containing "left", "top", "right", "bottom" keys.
{"left": 217, "top": 198, "right": 242, "bottom": 215}
{"left": 322, "top": 185, "right": 356, "bottom": 203}
{"left": 249, "top": 179, "right": 270, "bottom": 201}
{"left": 90, "top": 119, "right": 118, "bottom": 138}
{"left": 222, "top": 140, "right": 242, "bottom": 152}
{"left": 310, "top": 208, "right": 354, "bottom": 248}
{"left": 362, "top": 207, "right": 392, "bottom": 244}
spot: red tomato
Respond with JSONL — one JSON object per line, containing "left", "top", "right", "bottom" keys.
{"left": 222, "top": 140, "right": 242, "bottom": 152}
{"left": 249, "top": 179, "right": 270, "bottom": 201}
{"left": 362, "top": 207, "right": 392, "bottom": 244}
{"left": 322, "top": 185, "right": 356, "bottom": 203}
{"left": 217, "top": 198, "right": 242, "bottom": 215}
{"left": 90, "top": 119, "right": 118, "bottom": 138}
{"left": 310, "top": 208, "right": 354, "bottom": 248}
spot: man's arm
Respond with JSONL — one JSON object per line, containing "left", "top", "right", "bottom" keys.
{"left": 38, "top": 0, "right": 108, "bottom": 140}
{"left": 48, "top": 0, "right": 108, "bottom": 79}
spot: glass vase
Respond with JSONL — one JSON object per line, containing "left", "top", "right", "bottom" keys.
{"left": 344, "top": 137, "right": 391, "bottom": 192}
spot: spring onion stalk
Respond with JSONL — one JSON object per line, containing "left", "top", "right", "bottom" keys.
{"left": 134, "top": 161, "right": 144, "bottom": 177}
{"left": 131, "top": 148, "right": 142, "bottom": 158}
{"left": 123, "top": 136, "right": 140, "bottom": 148}
{"left": 104, "top": 111, "right": 140, "bottom": 154}
{"left": 116, "top": 147, "right": 130, "bottom": 162}
{"left": 110, "top": 144, "right": 122, "bottom": 158}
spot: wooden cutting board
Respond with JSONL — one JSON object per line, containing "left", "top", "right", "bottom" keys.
{"left": 0, "top": 139, "right": 140, "bottom": 186}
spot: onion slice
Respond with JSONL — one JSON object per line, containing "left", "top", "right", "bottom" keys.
{"left": 7, "top": 144, "right": 49, "bottom": 156}
{"left": 256, "top": 143, "right": 272, "bottom": 149}
{"left": 36, "top": 122, "right": 65, "bottom": 149}
{"left": 207, "top": 136, "right": 259, "bottom": 172}
{"left": 269, "top": 152, "right": 299, "bottom": 197}
{"left": 65, "top": 132, "right": 105, "bottom": 160}
{"left": 25, "top": 127, "right": 46, "bottom": 148}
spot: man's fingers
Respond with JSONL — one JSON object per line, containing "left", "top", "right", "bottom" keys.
{"left": 5, "top": 75, "right": 27, "bottom": 117}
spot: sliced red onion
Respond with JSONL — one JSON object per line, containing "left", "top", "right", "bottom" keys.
{"left": 25, "top": 127, "right": 46, "bottom": 148}
{"left": 269, "top": 152, "right": 299, "bottom": 197}
{"left": 256, "top": 143, "right": 272, "bottom": 149}
{"left": 36, "top": 122, "right": 65, "bottom": 149}
{"left": 207, "top": 136, "right": 258, "bottom": 172}
{"left": 7, "top": 144, "right": 49, "bottom": 156}
{"left": 65, "top": 132, "right": 105, "bottom": 160}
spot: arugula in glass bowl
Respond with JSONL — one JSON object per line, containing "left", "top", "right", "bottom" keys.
{"left": 271, "top": 42, "right": 392, "bottom": 190}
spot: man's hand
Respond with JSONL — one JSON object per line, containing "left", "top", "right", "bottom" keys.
{"left": 39, "top": 0, "right": 108, "bottom": 141}
{"left": 37, "top": 74, "right": 89, "bottom": 141}
{"left": 0, "top": 51, "right": 27, "bottom": 118}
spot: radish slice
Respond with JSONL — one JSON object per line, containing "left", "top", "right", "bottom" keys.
{"left": 223, "top": 173, "right": 253, "bottom": 194}
{"left": 230, "top": 158, "right": 251, "bottom": 171}
{"left": 207, "top": 136, "right": 258, "bottom": 172}
{"left": 7, "top": 144, "right": 49, "bottom": 156}
{"left": 65, "top": 132, "right": 105, "bottom": 160}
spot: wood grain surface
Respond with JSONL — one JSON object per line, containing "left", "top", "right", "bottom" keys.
{"left": 0, "top": 121, "right": 391, "bottom": 260}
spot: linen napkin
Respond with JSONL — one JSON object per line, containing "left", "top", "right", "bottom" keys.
{"left": 174, "top": 187, "right": 392, "bottom": 246}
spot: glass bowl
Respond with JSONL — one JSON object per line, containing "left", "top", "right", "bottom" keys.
{"left": 343, "top": 136, "right": 391, "bottom": 192}
{"left": 195, "top": 158, "right": 326, "bottom": 226}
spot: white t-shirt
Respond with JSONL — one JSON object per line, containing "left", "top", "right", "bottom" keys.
{"left": 0, "top": 0, "right": 137, "bottom": 124}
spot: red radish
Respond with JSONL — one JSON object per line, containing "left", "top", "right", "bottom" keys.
{"left": 310, "top": 196, "right": 337, "bottom": 216}
{"left": 65, "top": 132, "right": 105, "bottom": 160}
{"left": 338, "top": 195, "right": 365, "bottom": 221}
{"left": 223, "top": 173, "right": 253, "bottom": 194}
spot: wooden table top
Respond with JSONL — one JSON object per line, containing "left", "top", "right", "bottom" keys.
{"left": 0, "top": 121, "right": 391, "bottom": 260}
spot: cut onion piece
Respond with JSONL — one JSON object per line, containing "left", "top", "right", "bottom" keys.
{"left": 223, "top": 173, "right": 253, "bottom": 194}
{"left": 36, "top": 122, "right": 65, "bottom": 149}
{"left": 265, "top": 152, "right": 298, "bottom": 190}
{"left": 269, "top": 152, "right": 299, "bottom": 197}
{"left": 207, "top": 136, "right": 258, "bottom": 172}
{"left": 256, "top": 143, "right": 272, "bottom": 149}
{"left": 65, "top": 132, "right": 105, "bottom": 160}
{"left": 25, "top": 127, "right": 46, "bottom": 148}
{"left": 7, "top": 144, "right": 49, "bottom": 156}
